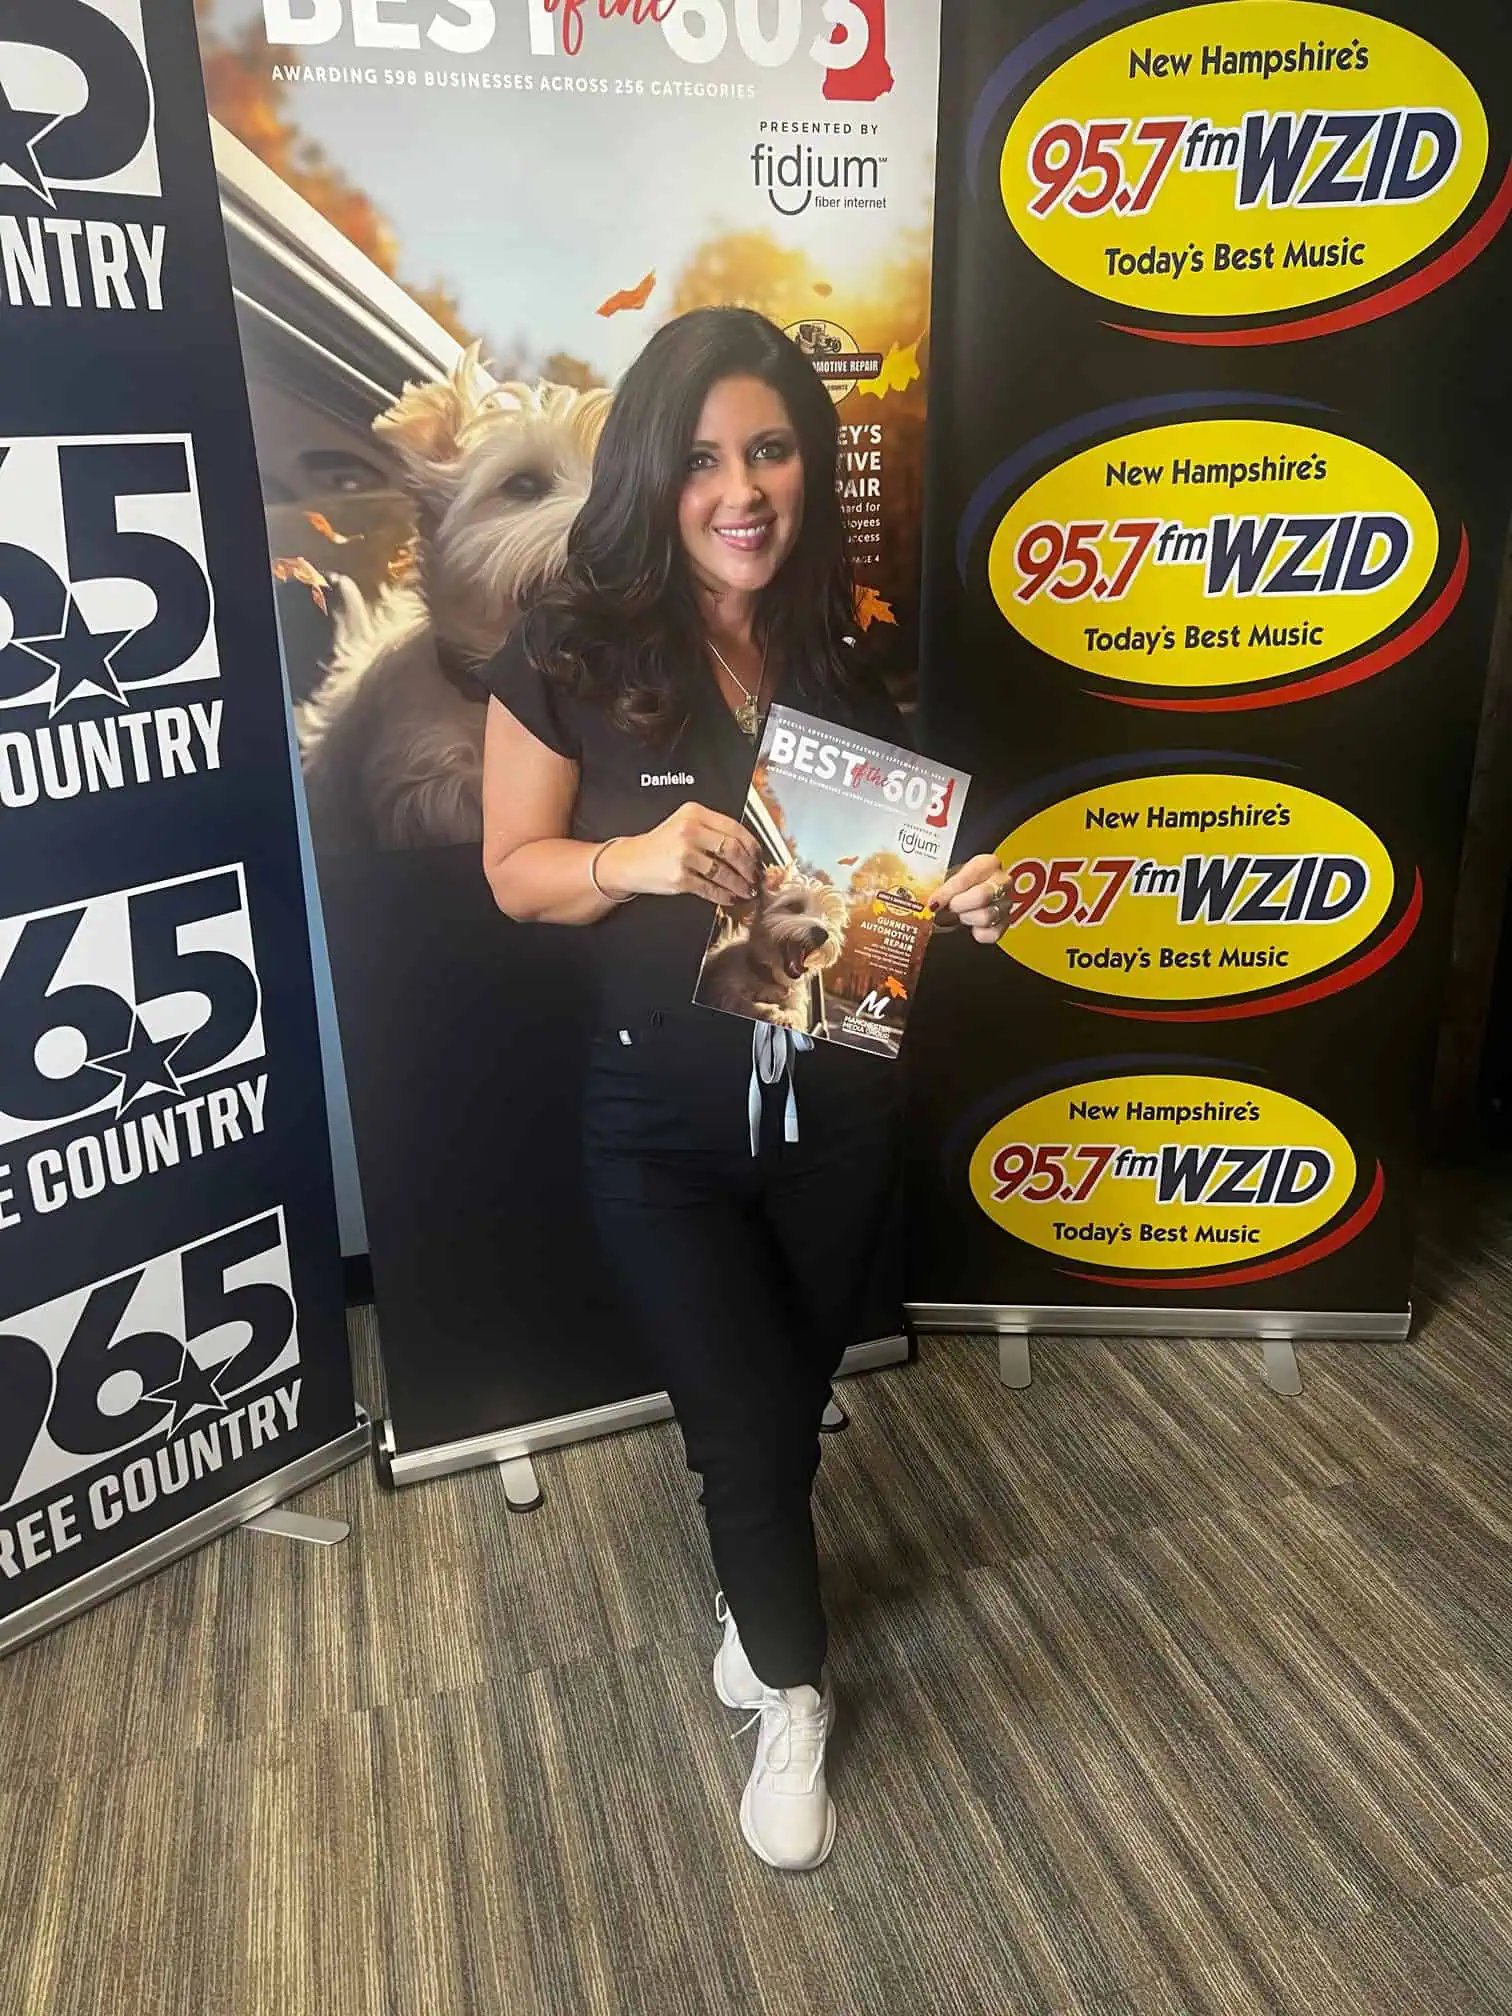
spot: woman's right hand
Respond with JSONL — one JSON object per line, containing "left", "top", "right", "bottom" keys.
{"left": 596, "top": 803, "right": 761, "bottom": 906}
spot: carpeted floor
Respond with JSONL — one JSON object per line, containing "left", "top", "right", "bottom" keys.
{"left": 4, "top": 1170, "right": 1512, "bottom": 2015}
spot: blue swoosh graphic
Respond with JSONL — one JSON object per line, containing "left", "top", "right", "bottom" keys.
{"left": 965, "top": 0, "right": 1157, "bottom": 198}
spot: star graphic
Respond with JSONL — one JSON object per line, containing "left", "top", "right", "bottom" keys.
{"left": 15, "top": 595, "right": 134, "bottom": 717}
{"left": 146, "top": 1350, "right": 230, "bottom": 1438}
{"left": 90, "top": 1015, "right": 189, "bottom": 1117}
{"left": 0, "top": 76, "right": 61, "bottom": 207}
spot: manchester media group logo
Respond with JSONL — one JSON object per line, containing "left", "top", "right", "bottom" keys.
{"left": 0, "top": 0, "right": 164, "bottom": 312}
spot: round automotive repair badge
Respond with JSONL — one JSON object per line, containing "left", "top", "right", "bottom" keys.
{"left": 786, "top": 318, "right": 884, "bottom": 402}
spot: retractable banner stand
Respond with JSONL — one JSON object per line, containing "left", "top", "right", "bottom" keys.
{"left": 912, "top": 0, "right": 1512, "bottom": 1344}
{"left": 0, "top": 1, "right": 363, "bottom": 1654}
{"left": 192, "top": 2, "right": 942, "bottom": 1482}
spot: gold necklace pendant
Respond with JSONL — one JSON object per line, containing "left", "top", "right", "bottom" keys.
{"left": 708, "top": 637, "right": 766, "bottom": 742}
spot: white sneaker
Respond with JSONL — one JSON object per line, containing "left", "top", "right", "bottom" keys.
{"left": 739, "top": 1682, "right": 836, "bottom": 1871}
{"left": 712, "top": 1592, "right": 763, "bottom": 1711}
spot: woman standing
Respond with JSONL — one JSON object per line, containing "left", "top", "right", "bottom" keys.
{"left": 481, "top": 308, "right": 1008, "bottom": 1870}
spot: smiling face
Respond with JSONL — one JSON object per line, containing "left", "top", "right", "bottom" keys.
{"left": 677, "top": 374, "right": 805, "bottom": 601}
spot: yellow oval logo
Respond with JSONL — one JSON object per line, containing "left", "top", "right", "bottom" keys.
{"left": 970, "top": 1074, "right": 1358, "bottom": 1272}
{"left": 1001, "top": 3, "right": 1489, "bottom": 321}
{"left": 988, "top": 419, "right": 1439, "bottom": 690}
{"left": 992, "top": 776, "right": 1396, "bottom": 1003}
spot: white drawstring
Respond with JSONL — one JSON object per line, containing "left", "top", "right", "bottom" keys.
{"left": 748, "top": 1023, "right": 813, "bottom": 1157}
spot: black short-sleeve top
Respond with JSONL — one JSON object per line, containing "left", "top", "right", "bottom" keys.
{"left": 482, "top": 624, "right": 909, "bottom": 1027}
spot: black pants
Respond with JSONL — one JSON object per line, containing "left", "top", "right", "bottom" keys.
{"left": 582, "top": 1009, "right": 902, "bottom": 1689}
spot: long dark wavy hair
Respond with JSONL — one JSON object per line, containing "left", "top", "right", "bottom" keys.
{"left": 517, "top": 307, "right": 855, "bottom": 742}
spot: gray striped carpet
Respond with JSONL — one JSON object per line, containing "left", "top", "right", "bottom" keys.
{"left": 5, "top": 1168, "right": 1512, "bottom": 2014}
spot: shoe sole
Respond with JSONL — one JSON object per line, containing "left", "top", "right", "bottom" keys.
{"left": 739, "top": 1781, "right": 837, "bottom": 1872}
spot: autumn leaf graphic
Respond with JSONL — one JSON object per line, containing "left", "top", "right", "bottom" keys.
{"left": 598, "top": 271, "right": 657, "bottom": 317}
{"left": 853, "top": 583, "right": 897, "bottom": 630}
{"left": 813, "top": 281, "right": 833, "bottom": 297}
{"left": 273, "top": 556, "right": 330, "bottom": 614}
{"left": 837, "top": 855, "right": 859, "bottom": 866}
{"left": 857, "top": 337, "right": 921, "bottom": 400}
{"left": 883, "top": 976, "right": 909, "bottom": 999}
{"left": 305, "top": 511, "right": 356, "bottom": 545}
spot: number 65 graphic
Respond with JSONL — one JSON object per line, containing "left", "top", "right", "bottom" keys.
{"left": 0, "top": 866, "right": 265, "bottom": 1147}
{"left": 0, "top": 436, "right": 216, "bottom": 709}
{"left": 0, "top": 1211, "right": 299, "bottom": 1512}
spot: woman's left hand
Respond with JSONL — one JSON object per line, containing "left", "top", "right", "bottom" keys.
{"left": 930, "top": 854, "right": 1011, "bottom": 944}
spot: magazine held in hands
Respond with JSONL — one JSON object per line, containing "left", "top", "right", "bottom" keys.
{"left": 693, "top": 706, "right": 970, "bottom": 1059}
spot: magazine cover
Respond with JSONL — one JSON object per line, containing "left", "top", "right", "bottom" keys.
{"left": 694, "top": 706, "right": 969, "bottom": 1058}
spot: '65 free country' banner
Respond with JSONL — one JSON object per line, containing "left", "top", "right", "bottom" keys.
{"left": 0, "top": 0, "right": 358, "bottom": 1646}
{"left": 913, "top": 0, "right": 1512, "bottom": 1327}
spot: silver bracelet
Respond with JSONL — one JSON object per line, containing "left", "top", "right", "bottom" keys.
{"left": 588, "top": 839, "right": 636, "bottom": 904}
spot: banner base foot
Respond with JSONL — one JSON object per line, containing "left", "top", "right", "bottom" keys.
{"left": 1262, "top": 1337, "right": 1304, "bottom": 1397}
{"left": 500, "top": 1455, "right": 544, "bottom": 1512}
{"left": 998, "top": 1335, "right": 1033, "bottom": 1389}
{"left": 820, "top": 1396, "right": 849, "bottom": 1433}
{"left": 243, "top": 1508, "right": 351, "bottom": 1545}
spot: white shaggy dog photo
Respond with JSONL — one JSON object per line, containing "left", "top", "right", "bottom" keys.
{"left": 298, "top": 345, "right": 610, "bottom": 853}
{"left": 700, "top": 866, "right": 850, "bottom": 1032}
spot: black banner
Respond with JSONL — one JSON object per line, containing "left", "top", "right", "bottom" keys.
{"left": 0, "top": 0, "right": 357, "bottom": 1635}
{"left": 912, "top": 0, "right": 1512, "bottom": 1319}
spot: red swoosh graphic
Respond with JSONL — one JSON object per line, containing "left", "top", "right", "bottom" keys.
{"left": 1084, "top": 870, "right": 1424, "bottom": 1024}
{"left": 1068, "top": 1161, "right": 1385, "bottom": 1291}
{"left": 1109, "top": 159, "right": 1512, "bottom": 348}
{"left": 1099, "top": 529, "right": 1469, "bottom": 714}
